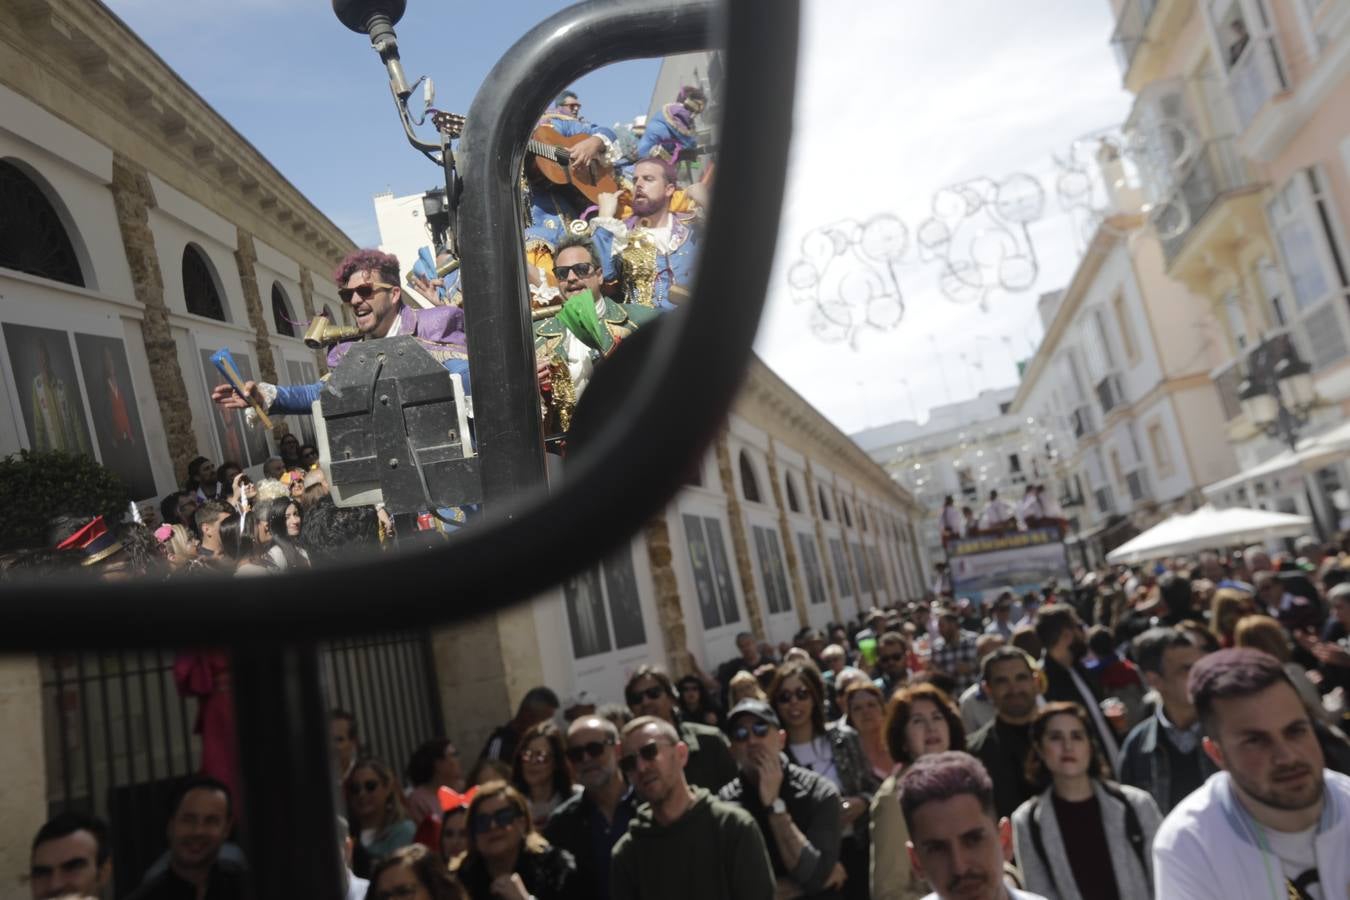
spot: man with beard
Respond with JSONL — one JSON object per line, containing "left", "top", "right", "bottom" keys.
{"left": 966, "top": 648, "right": 1044, "bottom": 818}
{"left": 211, "top": 249, "right": 470, "bottom": 417}
{"left": 717, "top": 699, "right": 845, "bottom": 898}
{"left": 624, "top": 665, "right": 736, "bottom": 792}
{"left": 900, "top": 752, "right": 1048, "bottom": 900}
{"left": 544, "top": 716, "right": 635, "bottom": 900}
{"left": 593, "top": 157, "right": 699, "bottom": 310}
{"left": 1035, "top": 603, "right": 1120, "bottom": 773}
{"left": 610, "top": 716, "right": 774, "bottom": 900}
{"left": 1153, "top": 648, "right": 1350, "bottom": 898}
{"left": 128, "top": 776, "right": 243, "bottom": 899}
{"left": 534, "top": 233, "right": 658, "bottom": 436}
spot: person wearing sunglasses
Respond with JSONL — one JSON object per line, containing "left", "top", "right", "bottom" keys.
{"left": 508, "top": 722, "right": 577, "bottom": 829}
{"left": 533, "top": 233, "right": 657, "bottom": 438}
{"left": 769, "top": 661, "right": 879, "bottom": 900}
{"left": 716, "top": 699, "right": 846, "bottom": 899}
{"left": 543, "top": 716, "right": 635, "bottom": 900}
{"left": 345, "top": 758, "right": 416, "bottom": 878}
{"left": 622, "top": 665, "right": 737, "bottom": 792}
{"left": 369, "top": 843, "right": 466, "bottom": 900}
{"left": 451, "top": 781, "right": 579, "bottom": 900}
{"left": 610, "top": 717, "right": 775, "bottom": 900}
{"left": 211, "top": 249, "right": 470, "bottom": 419}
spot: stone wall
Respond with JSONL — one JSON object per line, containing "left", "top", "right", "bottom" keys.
{"left": 0, "top": 655, "right": 44, "bottom": 900}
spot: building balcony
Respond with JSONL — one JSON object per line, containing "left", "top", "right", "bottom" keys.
{"left": 1094, "top": 484, "right": 1117, "bottom": 516}
{"left": 1228, "top": 37, "right": 1288, "bottom": 132}
{"left": 1096, "top": 373, "right": 1125, "bottom": 415}
{"left": 1153, "top": 137, "right": 1266, "bottom": 277}
{"left": 1125, "top": 468, "right": 1151, "bottom": 504}
{"left": 1072, "top": 405, "right": 1097, "bottom": 439}
{"left": 1212, "top": 357, "right": 1244, "bottom": 422}
{"left": 1110, "top": 0, "right": 1194, "bottom": 90}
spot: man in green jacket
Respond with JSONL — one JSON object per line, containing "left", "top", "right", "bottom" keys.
{"left": 610, "top": 717, "right": 774, "bottom": 900}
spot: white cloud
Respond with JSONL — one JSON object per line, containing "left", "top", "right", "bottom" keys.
{"left": 754, "top": 0, "right": 1133, "bottom": 435}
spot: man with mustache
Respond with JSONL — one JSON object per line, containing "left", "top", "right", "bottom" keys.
{"left": 211, "top": 249, "right": 469, "bottom": 417}
{"left": 592, "top": 157, "right": 700, "bottom": 310}
{"left": 900, "top": 751, "right": 1048, "bottom": 900}
{"left": 1153, "top": 648, "right": 1350, "bottom": 899}
{"left": 966, "top": 648, "right": 1044, "bottom": 818}
{"left": 543, "top": 716, "right": 635, "bottom": 900}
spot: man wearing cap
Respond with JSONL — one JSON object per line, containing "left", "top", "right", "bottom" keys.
{"left": 717, "top": 700, "right": 845, "bottom": 899}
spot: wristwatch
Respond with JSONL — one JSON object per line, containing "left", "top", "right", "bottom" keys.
{"left": 770, "top": 798, "right": 787, "bottom": 815}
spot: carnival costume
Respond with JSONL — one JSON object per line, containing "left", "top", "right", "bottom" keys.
{"left": 590, "top": 211, "right": 700, "bottom": 310}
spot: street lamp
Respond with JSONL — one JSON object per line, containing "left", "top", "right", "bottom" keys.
{"left": 1237, "top": 342, "right": 1328, "bottom": 539}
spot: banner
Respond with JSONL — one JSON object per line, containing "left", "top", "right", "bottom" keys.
{"left": 948, "top": 526, "right": 1072, "bottom": 605}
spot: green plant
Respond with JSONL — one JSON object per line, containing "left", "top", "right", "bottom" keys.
{"left": 0, "top": 449, "right": 131, "bottom": 550}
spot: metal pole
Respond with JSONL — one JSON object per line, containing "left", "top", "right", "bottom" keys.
{"left": 232, "top": 641, "right": 344, "bottom": 899}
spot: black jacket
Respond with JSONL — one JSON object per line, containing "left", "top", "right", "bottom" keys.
{"left": 543, "top": 787, "right": 636, "bottom": 900}
{"left": 967, "top": 717, "right": 1037, "bottom": 819}
{"left": 456, "top": 843, "right": 581, "bottom": 900}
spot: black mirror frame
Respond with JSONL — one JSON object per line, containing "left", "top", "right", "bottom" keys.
{"left": 0, "top": 0, "right": 799, "bottom": 654}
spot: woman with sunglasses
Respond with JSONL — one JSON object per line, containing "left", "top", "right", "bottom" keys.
{"left": 1012, "top": 701, "right": 1161, "bottom": 900}
{"left": 452, "top": 781, "right": 580, "bottom": 900}
{"left": 868, "top": 684, "right": 965, "bottom": 900}
{"left": 509, "top": 722, "right": 578, "bottom": 829}
{"left": 770, "top": 660, "right": 879, "bottom": 900}
{"left": 346, "top": 758, "right": 417, "bottom": 878}
{"left": 370, "top": 843, "right": 466, "bottom": 900}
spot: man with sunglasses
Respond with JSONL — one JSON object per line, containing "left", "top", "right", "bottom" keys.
{"left": 873, "top": 631, "right": 910, "bottom": 698}
{"left": 623, "top": 665, "right": 736, "bottom": 792}
{"left": 534, "top": 233, "right": 658, "bottom": 436}
{"left": 543, "top": 716, "right": 635, "bottom": 900}
{"left": 717, "top": 700, "right": 845, "bottom": 898}
{"left": 211, "top": 249, "right": 469, "bottom": 417}
{"left": 610, "top": 716, "right": 774, "bottom": 900}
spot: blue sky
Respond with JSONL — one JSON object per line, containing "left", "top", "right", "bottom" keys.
{"left": 104, "top": 0, "right": 660, "bottom": 247}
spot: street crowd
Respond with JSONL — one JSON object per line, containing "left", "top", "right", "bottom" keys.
{"left": 24, "top": 534, "right": 1350, "bottom": 900}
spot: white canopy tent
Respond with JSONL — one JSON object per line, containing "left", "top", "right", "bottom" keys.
{"left": 1105, "top": 504, "right": 1312, "bottom": 564}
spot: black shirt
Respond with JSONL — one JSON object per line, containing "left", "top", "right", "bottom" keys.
{"left": 126, "top": 864, "right": 245, "bottom": 900}
{"left": 544, "top": 788, "right": 636, "bottom": 900}
{"left": 968, "top": 718, "right": 1037, "bottom": 819}
{"left": 1159, "top": 727, "right": 1205, "bottom": 810}
{"left": 1051, "top": 793, "right": 1120, "bottom": 900}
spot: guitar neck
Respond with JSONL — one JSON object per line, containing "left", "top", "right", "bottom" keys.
{"left": 528, "top": 139, "right": 569, "bottom": 161}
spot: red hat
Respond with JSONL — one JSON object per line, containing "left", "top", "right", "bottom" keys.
{"left": 56, "top": 516, "right": 124, "bottom": 566}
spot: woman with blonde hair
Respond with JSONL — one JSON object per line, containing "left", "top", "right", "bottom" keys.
{"left": 726, "top": 669, "right": 766, "bottom": 705}
{"left": 1209, "top": 587, "right": 1254, "bottom": 648}
{"left": 345, "top": 757, "right": 416, "bottom": 877}
{"left": 452, "top": 780, "right": 579, "bottom": 900}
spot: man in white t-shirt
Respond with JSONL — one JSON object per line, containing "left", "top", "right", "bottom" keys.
{"left": 1152, "top": 648, "right": 1350, "bottom": 900}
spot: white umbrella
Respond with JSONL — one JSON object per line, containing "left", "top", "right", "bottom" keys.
{"left": 1106, "top": 504, "right": 1312, "bottom": 564}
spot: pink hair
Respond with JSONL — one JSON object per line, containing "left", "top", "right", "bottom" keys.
{"left": 334, "top": 249, "right": 400, "bottom": 286}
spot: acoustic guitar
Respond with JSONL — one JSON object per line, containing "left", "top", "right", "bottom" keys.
{"left": 526, "top": 125, "right": 620, "bottom": 206}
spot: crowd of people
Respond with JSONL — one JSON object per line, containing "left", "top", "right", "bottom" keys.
{"left": 27, "top": 534, "right": 1350, "bottom": 899}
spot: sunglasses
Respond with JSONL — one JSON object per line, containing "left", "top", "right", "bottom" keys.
{"left": 565, "top": 740, "right": 613, "bottom": 763}
{"left": 563, "top": 102, "right": 581, "bottom": 111}
{"left": 520, "top": 750, "right": 553, "bottom": 764}
{"left": 626, "top": 685, "right": 667, "bottom": 706}
{"left": 776, "top": 687, "right": 812, "bottom": 705}
{"left": 338, "top": 282, "right": 396, "bottom": 303}
{"left": 470, "top": 807, "right": 521, "bottom": 835}
{"left": 730, "top": 721, "right": 772, "bottom": 742}
{"left": 618, "top": 740, "right": 667, "bottom": 774}
{"left": 347, "top": 778, "right": 381, "bottom": 795}
{"left": 552, "top": 262, "right": 597, "bottom": 281}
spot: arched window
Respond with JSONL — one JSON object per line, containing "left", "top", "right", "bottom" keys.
{"left": 271, "top": 283, "right": 296, "bottom": 337}
{"left": 182, "top": 244, "right": 225, "bottom": 321}
{"left": 818, "top": 485, "right": 831, "bottom": 521}
{"left": 785, "top": 472, "right": 802, "bottom": 513}
{"left": 842, "top": 499, "right": 853, "bottom": 528}
{"left": 0, "top": 159, "right": 84, "bottom": 287}
{"left": 738, "top": 450, "right": 761, "bottom": 503}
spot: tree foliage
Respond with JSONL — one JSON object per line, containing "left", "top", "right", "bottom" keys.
{"left": 0, "top": 449, "right": 130, "bottom": 550}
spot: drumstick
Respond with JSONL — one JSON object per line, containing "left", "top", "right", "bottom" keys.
{"left": 210, "top": 348, "right": 273, "bottom": 430}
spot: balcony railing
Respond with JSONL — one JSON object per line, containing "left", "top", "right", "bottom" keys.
{"left": 1212, "top": 358, "right": 1243, "bottom": 422}
{"left": 1096, "top": 373, "right": 1125, "bottom": 415}
{"left": 1155, "top": 137, "right": 1253, "bottom": 262}
{"left": 1111, "top": 0, "right": 1160, "bottom": 77}
{"left": 1228, "top": 37, "right": 1288, "bottom": 130}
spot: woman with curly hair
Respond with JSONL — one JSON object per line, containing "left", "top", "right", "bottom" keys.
{"left": 452, "top": 781, "right": 580, "bottom": 900}
{"left": 370, "top": 843, "right": 466, "bottom": 900}
{"left": 770, "top": 659, "right": 879, "bottom": 900}
{"left": 509, "top": 722, "right": 577, "bottom": 828}
{"left": 868, "top": 683, "right": 965, "bottom": 900}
